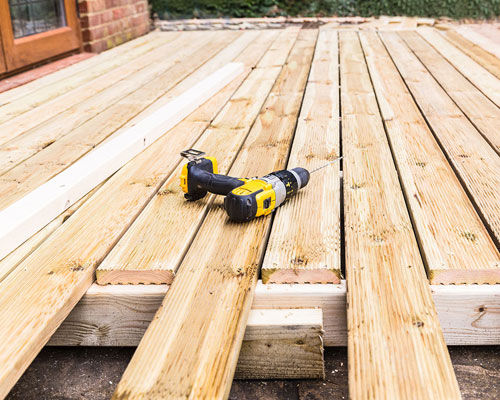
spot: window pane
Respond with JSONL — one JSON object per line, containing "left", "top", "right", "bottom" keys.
{"left": 9, "top": 0, "right": 67, "bottom": 39}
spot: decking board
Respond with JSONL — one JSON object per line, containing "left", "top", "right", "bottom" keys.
{"left": 340, "top": 31, "right": 459, "bottom": 399}
{"left": 381, "top": 32, "right": 500, "bottom": 263}
{"left": 0, "top": 32, "right": 244, "bottom": 211}
{"left": 418, "top": 27, "right": 500, "bottom": 107}
{"left": 441, "top": 29, "right": 500, "bottom": 80}
{"left": 96, "top": 29, "right": 293, "bottom": 284}
{"left": 0, "top": 61, "right": 247, "bottom": 399}
{"left": 0, "top": 32, "right": 237, "bottom": 178}
{"left": 262, "top": 30, "right": 341, "bottom": 284}
{"left": 360, "top": 31, "right": 500, "bottom": 286}
{"left": 401, "top": 30, "right": 500, "bottom": 155}
{"left": 111, "top": 29, "right": 317, "bottom": 400}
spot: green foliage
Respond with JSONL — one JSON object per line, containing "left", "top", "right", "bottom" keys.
{"left": 151, "top": 0, "right": 500, "bottom": 19}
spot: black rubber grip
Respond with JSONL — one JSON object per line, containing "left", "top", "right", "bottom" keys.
{"left": 189, "top": 165, "right": 244, "bottom": 196}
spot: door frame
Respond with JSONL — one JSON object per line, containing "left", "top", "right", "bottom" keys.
{"left": 0, "top": 0, "right": 82, "bottom": 71}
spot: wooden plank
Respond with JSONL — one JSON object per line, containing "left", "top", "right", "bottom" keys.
{"left": 0, "top": 182, "right": 103, "bottom": 283}
{"left": 0, "top": 33, "right": 184, "bottom": 146}
{"left": 360, "top": 31, "right": 500, "bottom": 285}
{"left": 0, "top": 32, "right": 163, "bottom": 107}
{"left": 0, "top": 32, "right": 257, "bottom": 213}
{"left": 112, "top": 29, "right": 317, "bottom": 400}
{"left": 50, "top": 281, "right": 500, "bottom": 347}
{"left": 0, "top": 62, "right": 243, "bottom": 261}
{"left": 96, "top": 29, "right": 297, "bottom": 284}
{"left": 401, "top": 30, "right": 500, "bottom": 155}
{"left": 381, "top": 31, "right": 500, "bottom": 257}
{"left": 418, "top": 27, "right": 500, "bottom": 107}
{"left": 454, "top": 25, "right": 500, "bottom": 59}
{"left": 262, "top": 30, "right": 341, "bottom": 284}
{"left": 340, "top": 31, "right": 459, "bottom": 399}
{"left": 441, "top": 29, "right": 500, "bottom": 80}
{"left": 50, "top": 306, "right": 325, "bottom": 380}
{"left": 0, "top": 32, "right": 233, "bottom": 175}
{"left": 0, "top": 32, "right": 168, "bottom": 121}
{"left": 0, "top": 66, "right": 249, "bottom": 399}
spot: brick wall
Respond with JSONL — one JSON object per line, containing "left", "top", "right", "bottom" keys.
{"left": 78, "top": 0, "right": 150, "bottom": 53}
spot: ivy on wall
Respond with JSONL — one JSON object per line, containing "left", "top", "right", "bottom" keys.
{"left": 151, "top": 0, "right": 500, "bottom": 19}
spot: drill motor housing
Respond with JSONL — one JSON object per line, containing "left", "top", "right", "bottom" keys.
{"left": 179, "top": 149, "right": 309, "bottom": 222}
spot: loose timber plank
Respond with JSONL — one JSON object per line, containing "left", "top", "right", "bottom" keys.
{"left": 112, "top": 29, "right": 317, "bottom": 400}
{"left": 0, "top": 32, "right": 232, "bottom": 175}
{"left": 401, "top": 30, "right": 500, "bottom": 155}
{"left": 418, "top": 27, "right": 500, "bottom": 107}
{"left": 262, "top": 30, "right": 341, "bottom": 284}
{"left": 381, "top": 31, "right": 500, "bottom": 258}
{"left": 0, "top": 181, "right": 103, "bottom": 283}
{"left": 0, "top": 33, "right": 169, "bottom": 123}
{"left": 50, "top": 281, "right": 500, "bottom": 347}
{"left": 0, "top": 32, "right": 247, "bottom": 211}
{"left": 97, "top": 29, "right": 297, "bottom": 284}
{"left": 441, "top": 29, "right": 500, "bottom": 80}
{"left": 50, "top": 307, "right": 325, "bottom": 380}
{"left": 0, "top": 33, "right": 184, "bottom": 146}
{"left": 340, "top": 31, "right": 459, "bottom": 399}
{"left": 0, "top": 67, "right": 249, "bottom": 399}
{"left": 360, "top": 31, "right": 500, "bottom": 285}
{"left": 0, "top": 32, "right": 163, "bottom": 107}
{"left": 0, "top": 62, "right": 243, "bottom": 261}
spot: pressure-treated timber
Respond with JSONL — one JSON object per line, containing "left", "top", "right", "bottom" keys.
{"left": 340, "top": 31, "right": 460, "bottom": 399}
{"left": 381, "top": 31, "right": 500, "bottom": 255}
{"left": 0, "top": 32, "right": 169, "bottom": 123}
{"left": 418, "top": 27, "right": 500, "bottom": 107}
{"left": 50, "top": 305, "right": 325, "bottom": 380}
{"left": 401, "top": 30, "right": 500, "bottom": 155}
{"left": 0, "top": 62, "right": 243, "bottom": 261}
{"left": 454, "top": 25, "right": 500, "bottom": 59}
{"left": 0, "top": 32, "right": 256, "bottom": 212}
{"left": 0, "top": 182, "right": 103, "bottom": 283}
{"left": 112, "top": 29, "right": 317, "bottom": 400}
{"left": 49, "top": 281, "right": 500, "bottom": 347}
{"left": 441, "top": 29, "right": 500, "bottom": 80}
{"left": 0, "top": 32, "right": 163, "bottom": 107}
{"left": 0, "top": 33, "right": 183, "bottom": 146}
{"left": 0, "top": 32, "right": 233, "bottom": 176}
{"left": 97, "top": 29, "right": 297, "bottom": 284}
{"left": 262, "top": 30, "right": 341, "bottom": 284}
{"left": 360, "top": 31, "right": 500, "bottom": 285}
{"left": 0, "top": 67, "right": 248, "bottom": 399}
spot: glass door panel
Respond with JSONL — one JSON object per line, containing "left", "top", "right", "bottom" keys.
{"left": 9, "top": 0, "right": 67, "bottom": 39}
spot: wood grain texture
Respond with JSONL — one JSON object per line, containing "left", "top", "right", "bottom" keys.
{"left": 51, "top": 303, "right": 325, "bottom": 380}
{"left": 0, "top": 65, "right": 246, "bottom": 399}
{"left": 0, "top": 32, "right": 232, "bottom": 176}
{"left": 50, "top": 281, "right": 500, "bottom": 347}
{"left": 0, "top": 32, "right": 245, "bottom": 213}
{"left": 454, "top": 25, "right": 500, "bottom": 59}
{"left": 401, "top": 30, "right": 500, "bottom": 155}
{"left": 262, "top": 30, "right": 341, "bottom": 284}
{"left": 441, "top": 29, "right": 500, "bottom": 80}
{"left": 360, "top": 31, "right": 500, "bottom": 285}
{"left": 97, "top": 29, "right": 294, "bottom": 284}
{"left": 112, "top": 29, "right": 317, "bottom": 400}
{"left": 418, "top": 27, "right": 500, "bottom": 107}
{"left": 0, "top": 32, "right": 167, "bottom": 122}
{"left": 340, "top": 31, "right": 459, "bottom": 399}
{"left": 0, "top": 33, "right": 181, "bottom": 146}
{"left": 381, "top": 31, "right": 500, "bottom": 262}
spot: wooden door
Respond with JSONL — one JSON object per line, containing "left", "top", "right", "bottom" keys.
{"left": 0, "top": 30, "right": 7, "bottom": 73}
{"left": 0, "top": 0, "right": 82, "bottom": 71}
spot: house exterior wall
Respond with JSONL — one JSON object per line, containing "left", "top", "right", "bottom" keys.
{"left": 78, "top": 0, "right": 150, "bottom": 52}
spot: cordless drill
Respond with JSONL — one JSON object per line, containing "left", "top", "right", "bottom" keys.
{"left": 179, "top": 149, "right": 310, "bottom": 222}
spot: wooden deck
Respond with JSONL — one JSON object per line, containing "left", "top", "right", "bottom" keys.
{"left": 0, "top": 24, "right": 499, "bottom": 399}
